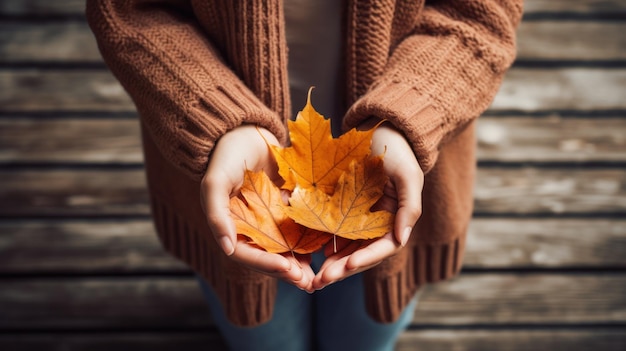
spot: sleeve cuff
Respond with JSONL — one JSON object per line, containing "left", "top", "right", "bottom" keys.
{"left": 343, "top": 82, "right": 445, "bottom": 174}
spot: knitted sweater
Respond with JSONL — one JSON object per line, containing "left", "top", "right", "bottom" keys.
{"left": 86, "top": 0, "right": 522, "bottom": 326}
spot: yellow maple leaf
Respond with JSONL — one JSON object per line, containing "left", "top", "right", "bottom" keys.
{"left": 230, "top": 170, "right": 331, "bottom": 254}
{"left": 270, "top": 88, "right": 375, "bottom": 195}
{"left": 283, "top": 155, "right": 394, "bottom": 240}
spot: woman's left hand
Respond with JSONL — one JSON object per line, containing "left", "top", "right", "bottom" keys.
{"left": 312, "top": 122, "right": 424, "bottom": 290}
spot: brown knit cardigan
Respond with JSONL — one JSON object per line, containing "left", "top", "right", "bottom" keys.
{"left": 86, "top": 0, "right": 522, "bottom": 326}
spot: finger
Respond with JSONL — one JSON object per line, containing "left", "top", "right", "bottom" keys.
{"left": 320, "top": 240, "right": 362, "bottom": 270}
{"left": 312, "top": 255, "right": 351, "bottom": 290}
{"left": 313, "top": 233, "right": 400, "bottom": 290}
{"left": 292, "top": 255, "right": 316, "bottom": 292}
{"left": 312, "top": 241, "right": 362, "bottom": 289}
{"left": 230, "top": 241, "right": 294, "bottom": 278}
{"left": 391, "top": 168, "right": 423, "bottom": 246}
{"left": 313, "top": 255, "right": 382, "bottom": 290}
{"left": 345, "top": 232, "right": 399, "bottom": 270}
{"left": 202, "top": 173, "right": 238, "bottom": 256}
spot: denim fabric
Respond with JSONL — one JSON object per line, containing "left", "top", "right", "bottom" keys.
{"left": 197, "top": 254, "right": 417, "bottom": 351}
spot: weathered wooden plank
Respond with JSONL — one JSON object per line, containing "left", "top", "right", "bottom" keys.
{"left": 1, "top": 274, "right": 624, "bottom": 329}
{"left": 0, "top": 169, "right": 150, "bottom": 217}
{"left": 465, "top": 218, "right": 626, "bottom": 268}
{"left": 1, "top": 167, "right": 624, "bottom": 217}
{"left": 1, "top": 69, "right": 625, "bottom": 112}
{"left": 474, "top": 168, "right": 626, "bottom": 215}
{"left": 396, "top": 329, "right": 626, "bottom": 351}
{"left": 0, "top": 70, "right": 131, "bottom": 112}
{"left": 3, "top": 21, "right": 625, "bottom": 64}
{"left": 0, "top": 220, "right": 187, "bottom": 273}
{"left": 0, "top": 333, "right": 228, "bottom": 351}
{"left": 3, "top": 116, "right": 624, "bottom": 165}
{"left": 414, "top": 274, "right": 626, "bottom": 325}
{"left": 1, "top": 0, "right": 625, "bottom": 16}
{"left": 491, "top": 68, "right": 626, "bottom": 111}
{"left": 517, "top": 21, "right": 626, "bottom": 60}
{"left": 0, "top": 277, "right": 210, "bottom": 330}
{"left": 523, "top": 0, "right": 626, "bottom": 14}
{"left": 1, "top": 329, "right": 625, "bottom": 351}
{"left": 1, "top": 219, "right": 624, "bottom": 273}
{"left": 0, "top": 0, "right": 85, "bottom": 16}
{"left": 0, "top": 119, "right": 143, "bottom": 164}
{"left": 0, "top": 22, "right": 100, "bottom": 63}
{"left": 476, "top": 116, "right": 626, "bottom": 163}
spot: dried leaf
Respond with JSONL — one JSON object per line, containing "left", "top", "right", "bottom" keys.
{"left": 270, "top": 88, "right": 375, "bottom": 194}
{"left": 283, "top": 156, "right": 394, "bottom": 240}
{"left": 229, "top": 170, "right": 331, "bottom": 254}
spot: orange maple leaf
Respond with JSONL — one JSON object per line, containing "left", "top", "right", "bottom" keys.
{"left": 229, "top": 170, "right": 331, "bottom": 254}
{"left": 270, "top": 89, "right": 375, "bottom": 194}
{"left": 283, "top": 155, "right": 394, "bottom": 240}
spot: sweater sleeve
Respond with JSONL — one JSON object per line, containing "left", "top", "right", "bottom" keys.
{"left": 343, "top": 0, "right": 523, "bottom": 173}
{"left": 85, "top": 0, "right": 287, "bottom": 180}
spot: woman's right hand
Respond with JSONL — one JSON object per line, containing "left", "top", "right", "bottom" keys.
{"left": 200, "top": 125, "right": 314, "bottom": 291}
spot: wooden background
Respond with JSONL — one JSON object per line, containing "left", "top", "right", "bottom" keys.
{"left": 0, "top": 0, "right": 625, "bottom": 349}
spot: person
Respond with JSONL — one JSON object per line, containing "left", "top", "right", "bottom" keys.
{"left": 86, "top": 0, "right": 523, "bottom": 350}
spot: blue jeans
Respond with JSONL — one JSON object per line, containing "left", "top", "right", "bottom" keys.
{"left": 197, "top": 254, "right": 417, "bottom": 351}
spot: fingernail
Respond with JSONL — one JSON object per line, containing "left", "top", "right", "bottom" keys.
{"left": 401, "top": 227, "right": 412, "bottom": 247}
{"left": 220, "top": 236, "right": 235, "bottom": 256}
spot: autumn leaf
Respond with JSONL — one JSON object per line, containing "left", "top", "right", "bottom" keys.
{"left": 229, "top": 170, "right": 331, "bottom": 254}
{"left": 238, "top": 88, "right": 394, "bottom": 253}
{"left": 283, "top": 155, "right": 394, "bottom": 240}
{"left": 270, "top": 88, "right": 375, "bottom": 194}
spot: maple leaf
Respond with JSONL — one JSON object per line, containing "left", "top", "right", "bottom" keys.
{"left": 229, "top": 170, "right": 331, "bottom": 254}
{"left": 283, "top": 155, "right": 394, "bottom": 240}
{"left": 270, "top": 88, "right": 375, "bottom": 194}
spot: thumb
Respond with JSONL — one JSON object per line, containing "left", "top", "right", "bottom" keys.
{"left": 201, "top": 174, "right": 237, "bottom": 256}
{"left": 392, "top": 170, "right": 423, "bottom": 247}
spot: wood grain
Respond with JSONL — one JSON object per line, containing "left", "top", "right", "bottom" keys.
{"left": 523, "top": 0, "right": 626, "bottom": 14}
{"left": 474, "top": 167, "right": 626, "bottom": 215}
{"left": 466, "top": 218, "right": 626, "bottom": 268}
{"left": 1, "top": 329, "right": 624, "bottom": 351}
{"left": 2, "top": 69, "right": 625, "bottom": 112}
{"left": 0, "top": 118, "right": 143, "bottom": 164}
{"left": 396, "top": 329, "right": 626, "bottom": 351}
{"left": 492, "top": 68, "right": 626, "bottom": 111}
{"left": 0, "top": 169, "right": 150, "bottom": 217}
{"left": 0, "top": 0, "right": 85, "bottom": 16}
{"left": 0, "top": 22, "right": 99, "bottom": 63}
{"left": 516, "top": 21, "right": 626, "bottom": 61}
{"left": 414, "top": 274, "right": 626, "bottom": 325}
{"left": 0, "top": 277, "right": 210, "bottom": 330}
{"left": 476, "top": 116, "right": 626, "bottom": 163}
{"left": 3, "top": 21, "right": 625, "bottom": 64}
{"left": 0, "top": 333, "right": 229, "bottom": 351}
{"left": 0, "top": 70, "right": 131, "bottom": 112}
{"left": 1, "top": 219, "right": 624, "bottom": 273}
{"left": 0, "top": 220, "right": 186, "bottom": 273}
{"left": 1, "top": 274, "right": 624, "bottom": 329}
{"left": 1, "top": 167, "right": 624, "bottom": 217}
{"left": 3, "top": 116, "right": 624, "bottom": 165}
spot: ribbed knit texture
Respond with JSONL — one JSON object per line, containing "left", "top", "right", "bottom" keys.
{"left": 86, "top": 0, "right": 289, "bottom": 180}
{"left": 343, "top": 1, "right": 522, "bottom": 173}
{"left": 87, "top": 0, "right": 522, "bottom": 326}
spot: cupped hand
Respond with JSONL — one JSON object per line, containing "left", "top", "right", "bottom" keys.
{"left": 312, "top": 122, "right": 424, "bottom": 290}
{"left": 200, "top": 125, "right": 314, "bottom": 291}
